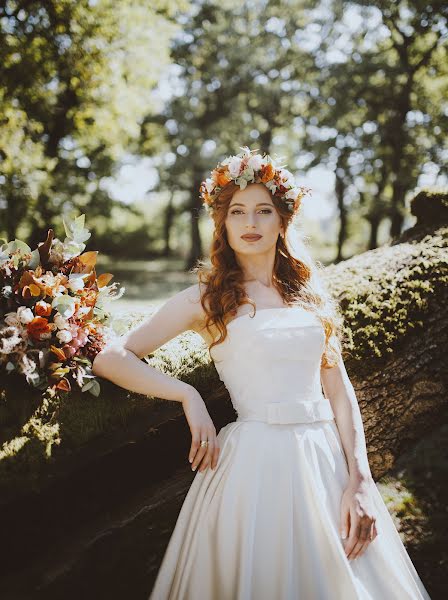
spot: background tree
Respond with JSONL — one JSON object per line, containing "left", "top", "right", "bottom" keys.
{"left": 0, "top": 0, "right": 185, "bottom": 244}
{"left": 302, "top": 0, "right": 448, "bottom": 257}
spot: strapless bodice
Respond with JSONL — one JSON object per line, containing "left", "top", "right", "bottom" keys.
{"left": 209, "top": 306, "right": 335, "bottom": 425}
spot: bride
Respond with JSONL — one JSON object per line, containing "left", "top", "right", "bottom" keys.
{"left": 92, "top": 147, "right": 431, "bottom": 599}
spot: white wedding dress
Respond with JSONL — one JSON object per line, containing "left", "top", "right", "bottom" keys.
{"left": 149, "top": 306, "right": 431, "bottom": 599}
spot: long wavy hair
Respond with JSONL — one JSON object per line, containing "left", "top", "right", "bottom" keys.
{"left": 192, "top": 181, "right": 344, "bottom": 369}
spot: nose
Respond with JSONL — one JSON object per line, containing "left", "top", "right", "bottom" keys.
{"left": 245, "top": 213, "right": 257, "bottom": 227}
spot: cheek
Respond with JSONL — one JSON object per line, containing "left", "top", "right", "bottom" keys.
{"left": 262, "top": 216, "right": 282, "bottom": 234}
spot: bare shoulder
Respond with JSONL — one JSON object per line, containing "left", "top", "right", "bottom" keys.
{"left": 120, "top": 283, "right": 207, "bottom": 359}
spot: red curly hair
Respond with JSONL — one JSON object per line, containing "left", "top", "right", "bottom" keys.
{"left": 192, "top": 181, "right": 344, "bottom": 369}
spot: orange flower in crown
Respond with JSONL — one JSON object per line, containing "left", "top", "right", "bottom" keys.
{"left": 199, "top": 146, "right": 311, "bottom": 215}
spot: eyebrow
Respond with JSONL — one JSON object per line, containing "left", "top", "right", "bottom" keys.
{"left": 228, "top": 202, "right": 273, "bottom": 208}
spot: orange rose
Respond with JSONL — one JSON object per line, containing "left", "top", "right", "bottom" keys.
{"left": 260, "top": 163, "right": 275, "bottom": 183}
{"left": 35, "top": 300, "right": 52, "bottom": 317}
{"left": 216, "top": 171, "right": 231, "bottom": 187}
{"left": 212, "top": 167, "right": 231, "bottom": 187}
{"left": 27, "top": 316, "right": 51, "bottom": 340}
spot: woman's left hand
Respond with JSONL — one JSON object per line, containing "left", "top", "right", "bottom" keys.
{"left": 340, "top": 477, "right": 379, "bottom": 561}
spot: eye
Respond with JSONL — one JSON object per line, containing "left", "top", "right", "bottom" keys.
{"left": 230, "top": 209, "right": 273, "bottom": 215}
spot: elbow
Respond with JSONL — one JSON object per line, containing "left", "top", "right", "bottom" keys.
{"left": 92, "top": 345, "right": 135, "bottom": 379}
{"left": 91, "top": 345, "right": 124, "bottom": 378}
{"left": 91, "top": 350, "right": 108, "bottom": 378}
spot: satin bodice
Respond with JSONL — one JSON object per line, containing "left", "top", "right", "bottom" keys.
{"left": 209, "top": 306, "right": 335, "bottom": 425}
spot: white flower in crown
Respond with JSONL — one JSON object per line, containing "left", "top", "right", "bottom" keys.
{"left": 238, "top": 146, "right": 253, "bottom": 158}
{"left": 228, "top": 156, "right": 243, "bottom": 178}
{"left": 204, "top": 178, "right": 215, "bottom": 193}
{"left": 247, "top": 154, "right": 264, "bottom": 171}
{"left": 285, "top": 187, "right": 299, "bottom": 199}
{"left": 279, "top": 168, "right": 295, "bottom": 187}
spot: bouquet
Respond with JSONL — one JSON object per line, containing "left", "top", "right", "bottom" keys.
{"left": 0, "top": 214, "right": 125, "bottom": 401}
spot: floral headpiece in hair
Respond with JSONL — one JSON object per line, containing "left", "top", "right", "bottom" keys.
{"left": 199, "top": 146, "right": 311, "bottom": 215}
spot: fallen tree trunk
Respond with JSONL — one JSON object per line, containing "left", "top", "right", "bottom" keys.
{"left": 322, "top": 188, "right": 448, "bottom": 474}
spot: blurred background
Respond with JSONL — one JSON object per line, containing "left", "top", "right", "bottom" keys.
{"left": 1, "top": 0, "right": 446, "bottom": 312}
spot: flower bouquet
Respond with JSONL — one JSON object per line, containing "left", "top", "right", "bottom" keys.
{"left": 0, "top": 214, "right": 124, "bottom": 403}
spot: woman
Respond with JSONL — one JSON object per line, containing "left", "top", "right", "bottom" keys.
{"left": 92, "top": 147, "right": 431, "bottom": 599}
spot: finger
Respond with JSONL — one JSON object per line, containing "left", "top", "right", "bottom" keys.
{"left": 191, "top": 434, "right": 208, "bottom": 470}
{"left": 205, "top": 434, "right": 218, "bottom": 470}
{"left": 350, "top": 523, "right": 372, "bottom": 559}
{"left": 201, "top": 427, "right": 218, "bottom": 471}
{"left": 199, "top": 435, "right": 215, "bottom": 472}
{"left": 192, "top": 445, "right": 207, "bottom": 470}
{"left": 343, "top": 512, "right": 357, "bottom": 556}
{"left": 346, "top": 520, "right": 362, "bottom": 559}
{"left": 189, "top": 428, "right": 200, "bottom": 463}
{"left": 340, "top": 504, "right": 350, "bottom": 542}
{"left": 204, "top": 430, "right": 218, "bottom": 470}
{"left": 192, "top": 430, "right": 211, "bottom": 470}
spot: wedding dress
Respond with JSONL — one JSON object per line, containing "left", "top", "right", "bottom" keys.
{"left": 149, "top": 306, "right": 431, "bottom": 599}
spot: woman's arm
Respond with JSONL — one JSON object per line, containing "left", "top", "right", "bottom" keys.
{"left": 91, "top": 284, "right": 203, "bottom": 402}
{"left": 92, "top": 283, "right": 221, "bottom": 473}
{"left": 321, "top": 354, "right": 373, "bottom": 484}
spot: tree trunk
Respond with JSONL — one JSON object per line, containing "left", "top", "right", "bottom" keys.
{"left": 185, "top": 173, "right": 204, "bottom": 270}
{"left": 162, "top": 192, "right": 175, "bottom": 257}
{"left": 347, "top": 310, "right": 447, "bottom": 474}
{"left": 335, "top": 168, "right": 347, "bottom": 262}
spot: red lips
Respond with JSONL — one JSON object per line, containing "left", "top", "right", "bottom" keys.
{"left": 241, "top": 234, "right": 262, "bottom": 240}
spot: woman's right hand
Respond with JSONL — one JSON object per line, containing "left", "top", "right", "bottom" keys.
{"left": 182, "top": 388, "right": 220, "bottom": 473}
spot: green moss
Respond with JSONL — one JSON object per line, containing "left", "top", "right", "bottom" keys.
{"left": 323, "top": 225, "right": 448, "bottom": 363}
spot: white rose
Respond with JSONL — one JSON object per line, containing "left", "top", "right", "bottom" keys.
{"left": 53, "top": 284, "right": 67, "bottom": 297}
{"left": 279, "top": 168, "right": 295, "bottom": 186}
{"left": 285, "top": 187, "right": 298, "bottom": 199}
{"left": 248, "top": 155, "right": 263, "bottom": 171}
{"left": 56, "top": 329, "right": 73, "bottom": 343}
{"left": 17, "top": 306, "right": 34, "bottom": 324}
{"left": 54, "top": 314, "right": 68, "bottom": 329}
{"left": 228, "top": 157, "right": 243, "bottom": 178}
{"left": 67, "top": 274, "right": 85, "bottom": 293}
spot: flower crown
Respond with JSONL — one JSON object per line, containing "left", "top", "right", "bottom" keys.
{"left": 199, "top": 146, "right": 311, "bottom": 215}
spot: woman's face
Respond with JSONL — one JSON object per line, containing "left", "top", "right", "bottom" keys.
{"left": 224, "top": 183, "right": 283, "bottom": 254}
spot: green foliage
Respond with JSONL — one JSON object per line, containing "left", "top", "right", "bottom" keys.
{"left": 0, "top": 0, "right": 185, "bottom": 244}
{"left": 1, "top": 0, "right": 447, "bottom": 260}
